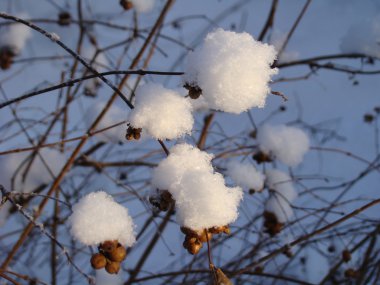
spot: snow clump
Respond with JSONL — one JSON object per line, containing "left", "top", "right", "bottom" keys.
{"left": 183, "top": 28, "right": 278, "bottom": 114}
{"left": 226, "top": 161, "right": 265, "bottom": 191}
{"left": 0, "top": 13, "right": 32, "bottom": 54}
{"left": 151, "top": 144, "right": 243, "bottom": 230}
{"left": 69, "top": 191, "right": 136, "bottom": 246}
{"left": 340, "top": 16, "right": 380, "bottom": 58}
{"left": 130, "top": 0, "right": 155, "bottom": 13}
{"left": 128, "top": 83, "right": 194, "bottom": 140}
{"left": 257, "top": 124, "right": 309, "bottom": 166}
{"left": 265, "top": 169, "right": 297, "bottom": 223}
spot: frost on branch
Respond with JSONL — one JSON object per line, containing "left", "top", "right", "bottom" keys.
{"left": 128, "top": 83, "right": 194, "bottom": 140}
{"left": 69, "top": 191, "right": 136, "bottom": 247}
{"left": 226, "top": 161, "right": 265, "bottom": 192}
{"left": 265, "top": 169, "right": 297, "bottom": 223}
{"left": 152, "top": 144, "right": 243, "bottom": 231}
{"left": 0, "top": 13, "right": 32, "bottom": 69}
{"left": 257, "top": 124, "right": 310, "bottom": 167}
{"left": 340, "top": 16, "right": 380, "bottom": 58}
{"left": 183, "top": 28, "right": 278, "bottom": 114}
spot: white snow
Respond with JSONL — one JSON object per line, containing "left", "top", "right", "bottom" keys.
{"left": 226, "top": 161, "right": 265, "bottom": 191}
{"left": 183, "top": 28, "right": 278, "bottom": 114}
{"left": 151, "top": 143, "right": 214, "bottom": 190}
{"left": 152, "top": 143, "right": 243, "bottom": 230}
{"left": 130, "top": 0, "right": 155, "bottom": 13}
{"left": 128, "top": 83, "right": 194, "bottom": 140}
{"left": 69, "top": 191, "right": 136, "bottom": 246}
{"left": 340, "top": 15, "right": 380, "bottom": 58}
{"left": 257, "top": 124, "right": 310, "bottom": 167}
{"left": 187, "top": 96, "right": 209, "bottom": 112}
{"left": 0, "top": 13, "right": 32, "bottom": 54}
{"left": 86, "top": 101, "right": 127, "bottom": 143}
{"left": 49, "top": 32, "right": 60, "bottom": 42}
{"left": 265, "top": 169, "right": 297, "bottom": 223}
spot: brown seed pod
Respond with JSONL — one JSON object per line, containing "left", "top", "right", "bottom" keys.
{"left": 254, "top": 266, "right": 264, "bottom": 274}
{"left": 120, "top": 0, "right": 133, "bottom": 10}
{"left": 0, "top": 47, "right": 15, "bottom": 70}
{"left": 263, "top": 211, "right": 283, "bottom": 237}
{"left": 186, "top": 240, "right": 203, "bottom": 255}
{"left": 133, "top": 131, "right": 141, "bottom": 140}
{"left": 197, "top": 230, "right": 212, "bottom": 243}
{"left": 90, "top": 253, "right": 107, "bottom": 269}
{"left": 180, "top": 227, "right": 198, "bottom": 238}
{"left": 58, "top": 11, "right": 71, "bottom": 26}
{"left": 209, "top": 225, "right": 230, "bottom": 235}
{"left": 107, "top": 244, "right": 127, "bottom": 262}
{"left": 105, "top": 261, "right": 121, "bottom": 274}
{"left": 183, "top": 83, "right": 202, "bottom": 99}
{"left": 342, "top": 249, "right": 351, "bottom": 263}
{"left": 126, "top": 126, "right": 142, "bottom": 141}
{"left": 344, "top": 268, "right": 358, "bottom": 279}
{"left": 182, "top": 236, "right": 198, "bottom": 248}
{"left": 100, "top": 240, "right": 118, "bottom": 253}
{"left": 252, "top": 151, "right": 272, "bottom": 164}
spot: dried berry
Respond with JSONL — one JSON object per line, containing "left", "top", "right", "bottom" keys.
{"left": 364, "top": 113, "right": 374, "bottom": 123}
{"left": 263, "top": 211, "right": 284, "bottom": 236}
{"left": 185, "top": 240, "right": 203, "bottom": 255}
{"left": 184, "top": 83, "right": 202, "bottom": 99}
{"left": 209, "top": 225, "right": 230, "bottom": 235}
{"left": 126, "top": 126, "right": 142, "bottom": 141}
{"left": 107, "top": 244, "right": 127, "bottom": 262}
{"left": 344, "top": 268, "right": 358, "bottom": 279}
{"left": 197, "top": 230, "right": 212, "bottom": 243}
{"left": 182, "top": 236, "right": 198, "bottom": 247}
{"left": 0, "top": 47, "right": 15, "bottom": 70}
{"left": 58, "top": 11, "right": 71, "bottom": 26}
{"left": 149, "top": 190, "right": 173, "bottom": 212}
{"left": 100, "top": 240, "right": 118, "bottom": 253}
{"left": 327, "top": 245, "right": 335, "bottom": 253}
{"left": 105, "top": 260, "right": 121, "bottom": 274}
{"left": 342, "top": 249, "right": 351, "bottom": 263}
{"left": 120, "top": 0, "right": 133, "bottom": 10}
{"left": 90, "top": 253, "right": 107, "bottom": 269}
{"left": 252, "top": 151, "right": 272, "bottom": 164}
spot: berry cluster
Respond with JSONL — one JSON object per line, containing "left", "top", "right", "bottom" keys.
{"left": 181, "top": 225, "right": 230, "bottom": 255}
{"left": 125, "top": 125, "right": 142, "bottom": 140}
{"left": 90, "top": 240, "right": 127, "bottom": 274}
